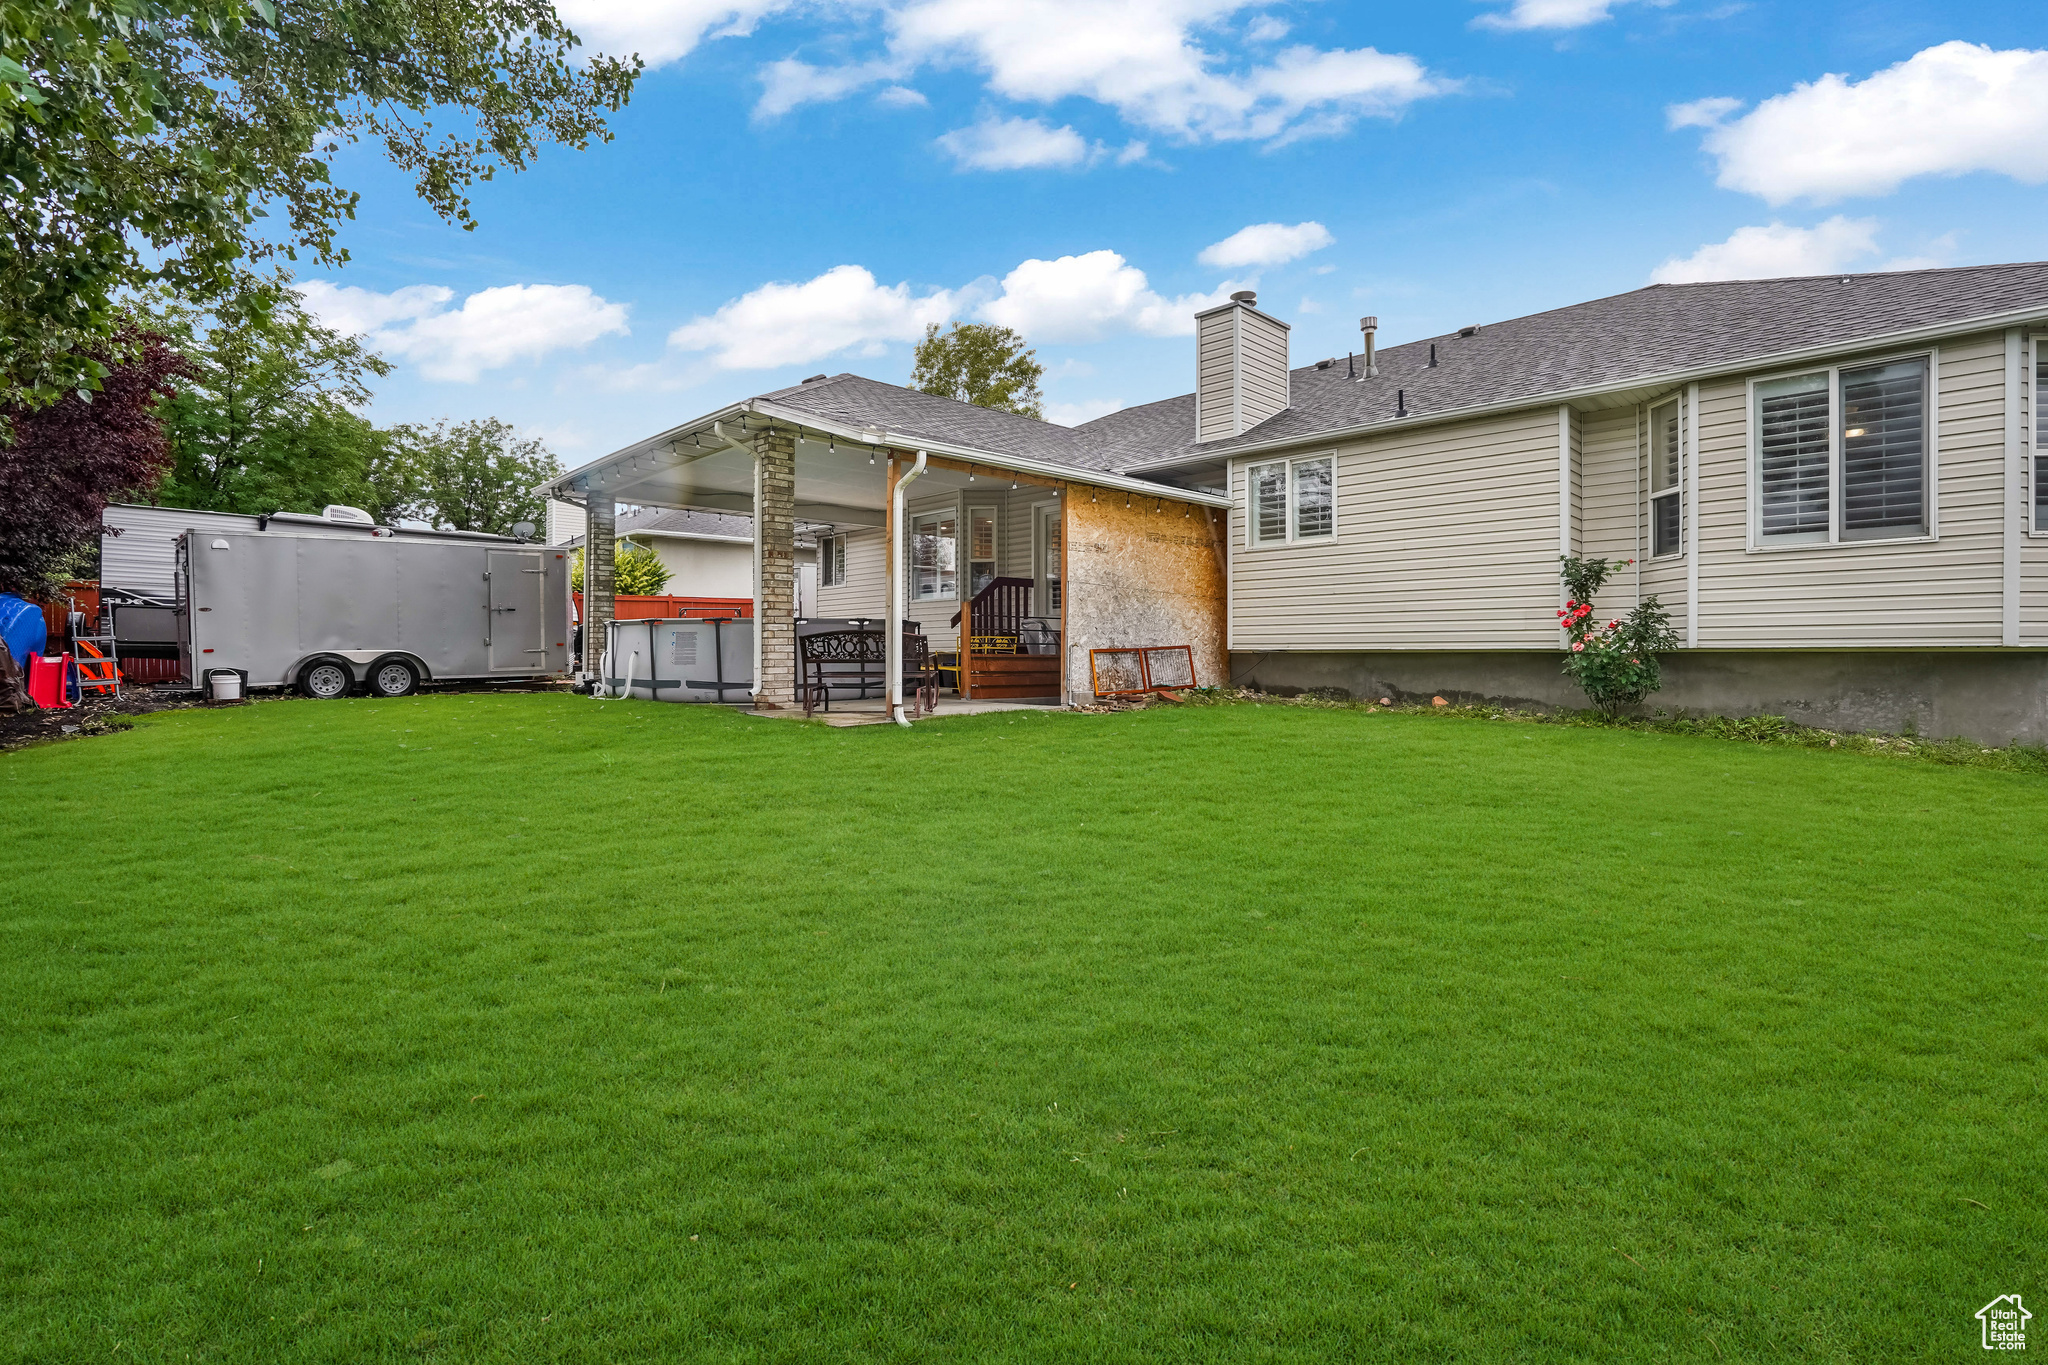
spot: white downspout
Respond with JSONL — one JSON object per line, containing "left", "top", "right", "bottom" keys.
{"left": 889, "top": 450, "right": 928, "bottom": 727}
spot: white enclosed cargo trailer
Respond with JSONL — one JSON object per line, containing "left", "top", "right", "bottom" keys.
{"left": 177, "top": 520, "right": 573, "bottom": 697}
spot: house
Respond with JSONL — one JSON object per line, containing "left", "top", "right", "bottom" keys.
{"left": 542, "top": 261, "right": 2048, "bottom": 742}
{"left": 546, "top": 505, "right": 822, "bottom": 614}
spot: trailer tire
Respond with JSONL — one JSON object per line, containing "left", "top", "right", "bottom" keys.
{"left": 297, "top": 659, "right": 354, "bottom": 700}
{"left": 367, "top": 656, "right": 421, "bottom": 698}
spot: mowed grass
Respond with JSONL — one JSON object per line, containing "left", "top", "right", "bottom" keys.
{"left": 1, "top": 695, "right": 2043, "bottom": 1363}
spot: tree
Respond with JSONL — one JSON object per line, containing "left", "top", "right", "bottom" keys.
{"left": 385, "top": 417, "right": 561, "bottom": 536}
{"left": 1556, "top": 556, "right": 1679, "bottom": 717}
{"left": 144, "top": 279, "right": 399, "bottom": 517}
{"left": 0, "top": 336, "right": 187, "bottom": 597}
{"left": 911, "top": 323, "right": 1045, "bottom": 419}
{"left": 571, "top": 542, "right": 671, "bottom": 596}
{"left": 0, "top": 1, "right": 640, "bottom": 410}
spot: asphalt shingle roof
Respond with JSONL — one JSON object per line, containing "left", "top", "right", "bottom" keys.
{"left": 747, "top": 262, "right": 2048, "bottom": 474}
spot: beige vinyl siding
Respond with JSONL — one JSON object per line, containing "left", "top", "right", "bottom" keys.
{"left": 1238, "top": 311, "right": 1290, "bottom": 430}
{"left": 1228, "top": 408, "right": 1565, "bottom": 650}
{"left": 2022, "top": 332, "right": 2048, "bottom": 643}
{"left": 1578, "top": 406, "right": 1647, "bottom": 621}
{"left": 1196, "top": 311, "right": 1238, "bottom": 443}
{"left": 815, "top": 526, "right": 886, "bottom": 620}
{"left": 1696, "top": 330, "right": 2006, "bottom": 647}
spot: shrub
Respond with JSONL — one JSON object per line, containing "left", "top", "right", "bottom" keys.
{"left": 572, "top": 541, "right": 674, "bottom": 597}
{"left": 1556, "top": 556, "right": 1680, "bottom": 717}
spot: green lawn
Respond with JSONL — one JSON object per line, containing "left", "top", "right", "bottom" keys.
{"left": 2, "top": 695, "right": 2042, "bottom": 1363}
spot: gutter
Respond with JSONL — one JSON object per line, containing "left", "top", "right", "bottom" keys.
{"left": 1118, "top": 302, "right": 2048, "bottom": 474}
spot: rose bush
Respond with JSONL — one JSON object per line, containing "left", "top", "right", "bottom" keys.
{"left": 1556, "top": 556, "right": 1679, "bottom": 716}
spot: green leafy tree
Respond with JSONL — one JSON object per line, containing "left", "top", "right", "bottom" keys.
{"left": 571, "top": 541, "right": 671, "bottom": 596}
{"left": 386, "top": 417, "right": 562, "bottom": 536}
{"left": 144, "top": 279, "right": 399, "bottom": 517}
{"left": 1557, "top": 556, "right": 1680, "bottom": 717}
{"left": 0, "top": 0, "right": 640, "bottom": 410}
{"left": 911, "top": 322, "right": 1045, "bottom": 419}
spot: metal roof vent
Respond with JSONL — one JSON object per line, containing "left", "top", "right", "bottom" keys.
{"left": 1457, "top": 324, "right": 1480, "bottom": 338}
{"left": 322, "top": 504, "right": 374, "bottom": 525}
{"left": 801, "top": 373, "right": 828, "bottom": 383}
{"left": 1194, "top": 293, "right": 1290, "bottom": 442}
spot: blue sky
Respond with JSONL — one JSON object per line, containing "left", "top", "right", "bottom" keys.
{"left": 296, "top": 0, "right": 2048, "bottom": 463}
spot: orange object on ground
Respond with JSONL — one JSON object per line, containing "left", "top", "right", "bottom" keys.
{"left": 74, "top": 640, "right": 120, "bottom": 696}
{"left": 26, "top": 654, "right": 73, "bottom": 709}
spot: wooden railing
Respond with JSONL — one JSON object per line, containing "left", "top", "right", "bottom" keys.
{"left": 954, "top": 577, "right": 1057, "bottom": 700}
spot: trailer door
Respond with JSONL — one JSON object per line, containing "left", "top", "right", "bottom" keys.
{"left": 486, "top": 550, "right": 546, "bottom": 670}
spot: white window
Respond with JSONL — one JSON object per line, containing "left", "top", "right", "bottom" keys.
{"left": 967, "top": 506, "right": 998, "bottom": 596}
{"left": 819, "top": 535, "right": 846, "bottom": 588}
{"left": 910, "top": 511, "right": 956, "bottom": 599}
{"left": 1649, "top": 398, "right": 1683, "bottom": 557}
{"left": 1752, "top": 356, "right": 1930, "bottom": 546}
{"left": 1246, "top": 456, "right": 1336, "bottom": 546}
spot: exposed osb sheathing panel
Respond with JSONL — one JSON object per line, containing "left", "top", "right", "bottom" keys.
{"left": 1062, "top": 488, "right": 1228, "bottom": 700}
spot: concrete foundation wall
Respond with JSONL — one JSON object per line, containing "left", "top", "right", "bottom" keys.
{"left": 1231, "top": 648, "right": 2048, "bottom": 745}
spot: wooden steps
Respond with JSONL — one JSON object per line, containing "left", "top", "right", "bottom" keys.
{"left": 963, "top": 653, "right": 1059, "bottom": 700}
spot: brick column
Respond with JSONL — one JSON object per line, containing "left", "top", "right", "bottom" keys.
{"left": 754, "top": 427, "right": 797, "bottom": 707}
{"left": 584, "top": 494, "right": 615, "bottom": 678}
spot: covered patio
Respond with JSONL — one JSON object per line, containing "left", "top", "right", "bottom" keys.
{"left": 539, "top": 377, "right": 1233, "bottom": 723}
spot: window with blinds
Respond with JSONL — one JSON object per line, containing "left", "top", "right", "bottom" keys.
{"left": 1650, "top": 398, "right": 1682, "bottom": 557}
{"left": 910, "top": 512, "right": 955, "bottom": 599}
{"left": 1293, "top": 459, "right": 1334, "bottom": 539}
{"left": 1756, "top": 373, "right": 1832, "bottom": 541}
{"left": 1250, "top": 462, "right": 1289, "bottom": 544}
{"left": 2036, "top": 350, "right": 2048, "bottom": 533}
{"left": 1840, "top": 358, "right": 1927, "bottom": 539}
{"left": 1248, "top": 458, "right": 1334, "bottom": 545}
{"left": 967, "top": 506, "right": 997, "bottom": 595}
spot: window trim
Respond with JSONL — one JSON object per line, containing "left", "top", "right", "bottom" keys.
{"left": 1243, "top": 454, "right": 1339, "bottom": 548}
{"left": 1744, "top": 349, "right": 1938, "bottom": 553}
{"left": 1647, "top": 396, "right": 1684, "bottom": 561}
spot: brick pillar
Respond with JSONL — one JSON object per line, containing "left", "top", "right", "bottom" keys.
{"left": 585, "top": 494, "right": 616, "bottom": 678}
{"left": 754, "top": 427, "right": 797, "bottom": 707}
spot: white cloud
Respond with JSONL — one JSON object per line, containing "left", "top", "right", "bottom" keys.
{"left": 660, "top": 249, "right": 1246, "bottom": 372}
{"left": 1198, "top": 220, "right": 1334, "bottom": 268}
{"left": 552, "top": 0, "right": 797, "bottom": 66}
{"left": 1473, "top": 0, "right": 1663, "bottom": 31}
{"left": 298, "top": 281, "right": 629, "bottom": 381}
{"left": 876, "top": 84, "right": 929, "bottom": 107}
{"left": 1246, "top": 15, "right": 1289, "bottom": 43}
{"left": 1686, "top": 42, "right": 2048, "bottom": 204}
{"left": 978, "top": 250, "right": 1238, "bottom": 342}
{"left": 667, "top": 265, "right": 961, "bottom": 369}
{"left": 755, "top": 1, "right": 1450, "bottom": 145}
{"left": 1044, "top": 397, "right": 1125, "bottom": 426}
{"left": 1649, "top": 216, "right": 1880, "bottom": 284}
{"left": 937, "top": 115, "right": 1093, "bottom": 170}
{"left": 758, "top": 57, "right": 906, "bottom": 119}
{"left": 1665, "top": 95, "right": 1742, "bottom": 129}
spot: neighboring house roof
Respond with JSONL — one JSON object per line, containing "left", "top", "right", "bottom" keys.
{"left": 562, "top": 505, "right": 819, "bottom": 549}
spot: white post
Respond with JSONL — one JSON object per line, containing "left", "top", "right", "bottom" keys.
{"left": 1685, "top": 382, "right": 1700, "bottom": 649}
{"left": 888, "top": 450, "right": 927, "bottom": 726}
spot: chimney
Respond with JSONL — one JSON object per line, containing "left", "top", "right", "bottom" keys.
{"left": 1194, "top": 290, "right": 1290, "bottom": 442}
{"left": 1359, "top": 316, "right": 1378, "bottom": 378}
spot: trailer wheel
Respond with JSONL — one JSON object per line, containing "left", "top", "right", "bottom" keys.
{"left": 368, "top": 657, "right": 420, "bottom": 698}
{"left": 298, "top": 659, "right": 353, "bottom": 699}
